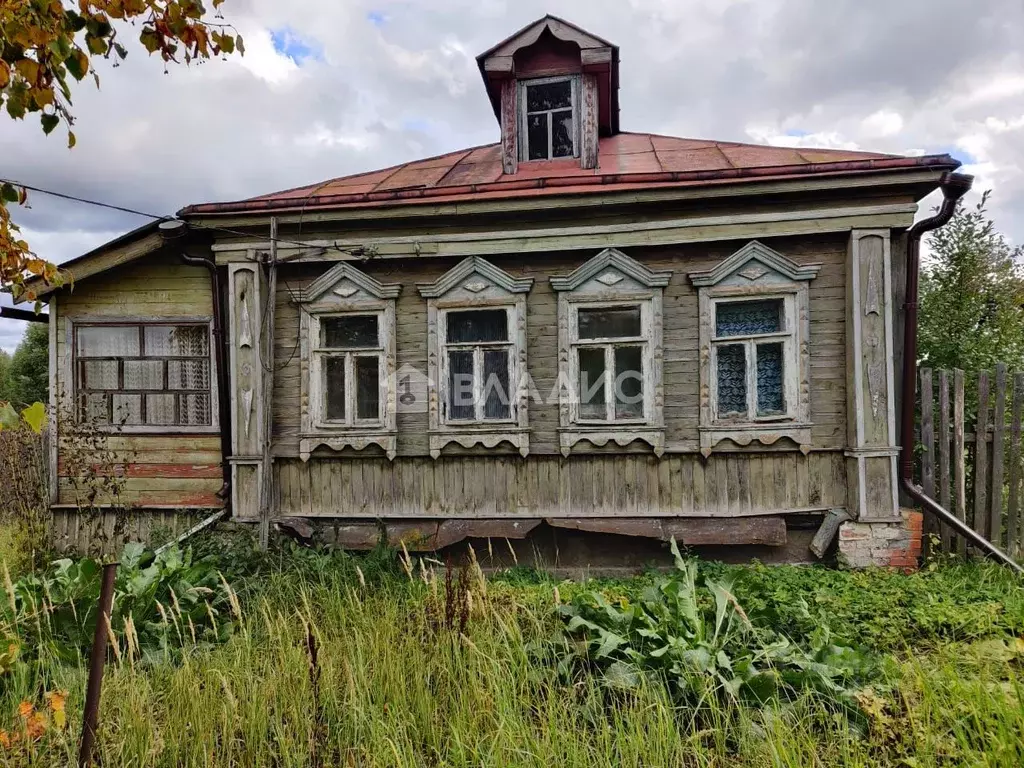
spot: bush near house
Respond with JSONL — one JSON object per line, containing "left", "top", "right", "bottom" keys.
{"left": 0, "top": 537, "right": 1022, "bottom": 767}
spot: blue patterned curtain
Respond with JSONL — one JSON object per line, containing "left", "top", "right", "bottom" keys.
{"left": 756, "top": 343, "right": 784, "bottom": 414}
{"left": 716, "top": 344, "right": 746, "bottom": 414}
{"left": 716, "top": 300, "right": 781, "bottom": 337}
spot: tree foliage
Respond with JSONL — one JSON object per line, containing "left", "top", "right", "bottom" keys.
{"left": 0, "top": 0, "right": 243, "bottom": 302}
{"left": 918, "top": 192, "right": 1024, "bottom": 373}
{"left": 4, "top": 323, "right": 49, "bottom": 407}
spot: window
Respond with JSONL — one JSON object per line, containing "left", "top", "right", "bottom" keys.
{"left": 74, "top": 322, "right": 214, "bottom": 428}
{"left": 519, "top": 76, "right": 578, "bottom": 161}
{"left": 314, "top": 314, "right": 383, "bottom": 426}
{"left": 690, "top": 240, "right": 820, "bottom": 456}
{"left": 551, "top": 248, "right": 672, "bottom": 457}
{"left": 294, "top": 262, "right": 400, "bottom": 461}
{"left": 573, "top": 305, "right": 647, "bottom": 422}
{"left": 712, "top": 298, "right": 789, "bottom": 420}
{"left": 418, "top": 256, "right": 533, "bottom": 458}
{"left": 442, "top": 308, "right": 513, "bottom": 422}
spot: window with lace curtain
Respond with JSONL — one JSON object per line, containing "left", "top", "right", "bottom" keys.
{"left": 74, "top": 322, "right": 216, "bottom": 429}
{"left": 711, "top": 298, "right": 790, "bottom": 420}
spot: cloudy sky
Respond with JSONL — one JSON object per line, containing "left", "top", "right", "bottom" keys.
{"left": 2, "top": 0, "right": 1022, "bottom": 351}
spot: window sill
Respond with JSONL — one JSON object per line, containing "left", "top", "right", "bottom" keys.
{"left": 699, "top": 423, "right": 812, "bottom": 457}
{"left": 558, "top": 426, "right": 665, "bottom": 457}
{"left": 428, "top": 426, "right": 529, "bottom": 459}
{"left": 299, "top": 430, "right": 397, "bottom": 461}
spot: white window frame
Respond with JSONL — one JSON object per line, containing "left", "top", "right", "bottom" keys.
{"left": 295, "top": 263, "right": 400, "bottom": 461}
{"left": 568, "top": 299, "right": 654, "bottom": 425}
{"left": 309, "top": 312, "right": 386, "bottom": 429}
{"left": 551, "top": 248, "right": 671, "bottom": 457}
{"left": 438, "top": 306, "right": 518, "bottom": 425}
{"left": 418, "top": 257, "right": 533, "bottom": 459}
{"left": 709, "top": 294, "right": 797, "bottom": 423}
{"left": 67, "top": 316, "right": 220, "bottom": 434}
{"left": 518, "top": 75, "right": 580, "bottom": 162}
{"left": 690, "top": 240, "right": 820, "bottom": 457}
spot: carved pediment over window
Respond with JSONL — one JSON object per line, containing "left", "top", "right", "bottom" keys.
{"left": 689, "top": 241, "right": 821, "bottom": 288}
{"left": 550, "top": 248, "right": 672, "bottom": 293}
{"left": 418, "top": 257, "right": 533, "bottom": 458}
{"left": 690, "top": 241, "right": 818, "bottom": 457}
{"left": 295, "top": 263, "right": 401, "bottom": 461}
{"left": 295, "top": 262, "right": 402, "bottom": 308}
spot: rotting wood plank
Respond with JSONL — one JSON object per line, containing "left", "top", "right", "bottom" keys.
{"left": 990, "top": 364, "right": 1008, "bottom": 547}
{"left": 954, "top": 369, "right": 967, "bottom": 557}
{"left": 1008, "top": 373, "right": 1024, "bottom": 558}
{"left": 937, "top": 370, "right": 952, "bottom": 552}
{"left": 973, "top": 370, "right": 991, "bottom": 542}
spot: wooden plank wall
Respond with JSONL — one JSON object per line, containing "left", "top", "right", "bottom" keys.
{"left": 50, "top": 508, "right": 201, "bottom": 556}
{"left": 54, "top": 253, "right": 225, "bottom": 509}
{"left": 271, "top": 233, "right": 849, "bottom": 458}
{"left": 918, "top": 364, "right": 1024, "bottom": 558}
{"left": 275, "top": 451, "right": 846, "bottom": 519}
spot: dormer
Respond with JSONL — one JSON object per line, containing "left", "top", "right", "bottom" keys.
{"left": 477, "top": 15, "right": 619, "bottom": 174}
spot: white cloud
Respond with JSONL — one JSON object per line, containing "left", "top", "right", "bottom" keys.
{"left": 860, "top": 109, "right": 903, "bottom": 138}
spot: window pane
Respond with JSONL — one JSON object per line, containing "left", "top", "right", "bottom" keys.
{"left": 322, "top": 315, "right": 378, "bottom": 349}
{"left": 578, "top": 347, "right": 606, "bottom": 420}
{"left": 112, "top": 394, "right": 142, "bottom": 425}
{"left": 146, "top": 394, "right": 177, "bottom": 426}
{"left": 81, "top": 360, "right": 119, "bottom": 390}
{"left": 77, "top": 326, "right": 139, "bottom": 357}
{"left": 355, "top": 356, "right": 380, "bottom": 421}
{"left": 483, "top": 349, "right": 511, "bottom": 420}
{"left": 168, "top": 359, "right": 210, "bottom": 391}
{"left": 325, "top": 357, "right": 346, "bottom": 421}
{"left": 145, "top": 325, "right": 208, "bottom": 356}
{"left": 446, "top": 309, "right": 508, "bottom": 343}
{"left": 82, "top": 394, "right": 109, "bottom": 423}
{"left": 578, "top": 307, "right": 642, "bottom": 339}
{"left": 124, "top": 360, "right": 164, "bottom": 390}
{"left": 715, "top": 300, "right": 782, "bottom": 337}
{"left": 614, "top": 346, "right": 644, "bottom": 419}
{"left": 527, "top": 113, "right": 548, "bottom": 160}
{"left": 179, "top": 394, "right": 211, "bottom": 426}
{"left": 552, "top": 109, "right": 574, "bottom": 158}
{"left": 716, "top": 344, "right": 747, "bottom": 415}
{"left": 757, "top": 343, "right": 785, "bottom": 415}
{"left": 447, "top": 350, "right": 475, "bottom": 420}
{"left": 526, "top": 80, "right": 572, "bottom": 111}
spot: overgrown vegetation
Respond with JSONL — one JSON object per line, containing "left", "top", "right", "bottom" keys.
{"left": 0, "top": 420, "right": 48, "bottom": 577}
{"left": 0, "top": 537, "right": 1021, "bottom": 766}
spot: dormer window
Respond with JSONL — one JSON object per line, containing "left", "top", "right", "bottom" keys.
{"left": 519, "top": 76, "right": 579, "bottom": 161}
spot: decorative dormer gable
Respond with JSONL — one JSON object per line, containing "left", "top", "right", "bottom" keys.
{"left": 477, "top": 15, "right": 619, "bottom": 175}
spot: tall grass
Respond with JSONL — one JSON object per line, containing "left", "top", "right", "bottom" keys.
{"left": 0, "top": 425, "right": 48, "bottom": 577}
{"left": 2, "top": 558, "right": 1022, "bottom": 767}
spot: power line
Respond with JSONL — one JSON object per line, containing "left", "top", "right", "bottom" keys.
{"left": 0, "top": 177, "right": 374, "bottom": 259}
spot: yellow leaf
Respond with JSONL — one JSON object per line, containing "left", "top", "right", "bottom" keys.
{"left": 17, "top": 701, "right": 33, "bottom": 719}
{"left": 67, "top": 131, "right": 76, "bottom": 149}
{"left": 21, "top": 402, "right": 46, "bottom": 434}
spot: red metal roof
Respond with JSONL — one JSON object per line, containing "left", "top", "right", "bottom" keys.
{"left": 180, "top": 133, "right": 959, "bottom": 216}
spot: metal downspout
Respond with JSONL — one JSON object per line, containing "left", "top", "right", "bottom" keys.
{"left": 160, "top": 221, "right": 233, "bottom": 506}
{"left": 898, "top": 172, "right": 1023, "bottom": 573}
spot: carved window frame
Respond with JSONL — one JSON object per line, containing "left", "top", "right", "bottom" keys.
{"left": 295, "top": 263, "right": 400, "bottom": 461}
{"left": 418, "top": 257, "right": 533, "bottom": 459}
{"left": 551, "top": 248, "right": 672, "bottom": 457}
{"left": 690, "top": 241, "right": 820, "bottom": 456}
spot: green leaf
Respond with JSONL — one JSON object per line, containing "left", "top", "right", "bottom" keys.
{"left": 1, "top": 183, "right": 20, "bottom": 203}
{"left": 41, "top": 113, "right": 59, "bottom": 135}
{"left": 602, "top": 660, "right": 641, "bottom": 690}
{"left": 20, "top": 402, "right": 46, "bottom": 434}
{"left": 0, "top": 402, "right": 21, "bottom": 430}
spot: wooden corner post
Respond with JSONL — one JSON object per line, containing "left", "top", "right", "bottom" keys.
{"left": 845, "top": 229, "right": 900, "bottom": 520}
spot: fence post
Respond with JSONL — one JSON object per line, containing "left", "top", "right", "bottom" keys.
{"left": 78, "top": 562, "right": 118, "bottom": 768}
{"left": 938, "top": 370, "right": 952, "bottom": 552}
{"left": 953, "top": 369, "right": 967, "bottom": 558}
{"left": 974, "top": 370, "right": 991, "bottom": 542}
{"left": 991, "top": 364, "right": 1008, "bottom": 547}
{"left": 920, "top": 368, "right": 936, "bottom": 551}
{"left": 1009, "top": 373, "right": 1024, "bottom": 558}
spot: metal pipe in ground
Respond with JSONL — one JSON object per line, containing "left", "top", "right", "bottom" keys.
{"left": 78, "top": 562, "right": 118, "bottom": 768}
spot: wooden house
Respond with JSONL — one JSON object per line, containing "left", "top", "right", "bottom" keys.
{"left": 27, "top": 16, "right": 968, "bottom": 567}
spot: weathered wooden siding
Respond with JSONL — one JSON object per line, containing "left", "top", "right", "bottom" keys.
{"left": 54, "top": 253, "right": 224, "bottom": 509}
{"left": 50, "top": 508, "right": 201, "bottom": 556}
{"left": 275, "top": 451, "right": 846, "bottom": 518}
{"left": 271, "top": 234, "right": 847, "bottom": 458}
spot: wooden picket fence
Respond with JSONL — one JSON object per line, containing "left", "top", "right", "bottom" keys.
{"left": 918, "top": 364, "right": 1024, "bottom": 558}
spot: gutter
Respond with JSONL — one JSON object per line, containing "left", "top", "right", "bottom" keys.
{"left": 898, "top": 172, "right": 1023, "bottom": 573}
{"left": 158, "top": 222, "right": 233, "bottom": 506}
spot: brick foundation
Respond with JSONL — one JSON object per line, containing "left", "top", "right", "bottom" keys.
{"left": 837, "top": 509, "right": 923, "bottom": 571}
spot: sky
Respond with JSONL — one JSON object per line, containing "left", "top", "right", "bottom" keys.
{"left": 2, "top": 0, "right": 1023, "bottom": 352}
